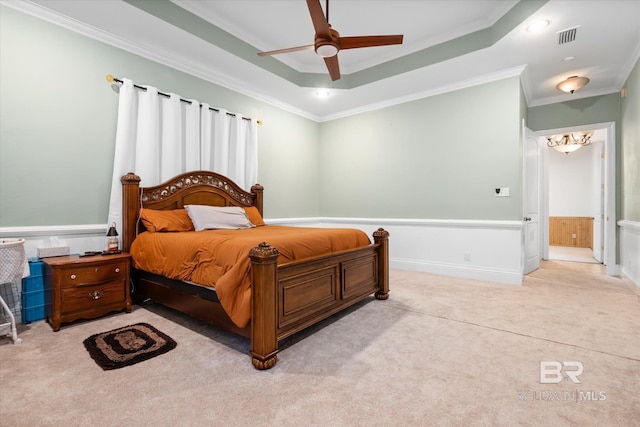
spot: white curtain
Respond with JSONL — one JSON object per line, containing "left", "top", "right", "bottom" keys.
{"left": 200, "top": 105, "right": 258, "bottom": 189}
{"left": 107, "top": 79, "right": 258, "bottom": 235}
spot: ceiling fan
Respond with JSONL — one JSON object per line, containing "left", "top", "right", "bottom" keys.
{"left": 257, "top": 0, "right": 404, "bottom": 81}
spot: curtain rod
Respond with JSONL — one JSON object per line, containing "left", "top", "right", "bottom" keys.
{"left": 106, "top": 75, "right": 262, "bottom": 125}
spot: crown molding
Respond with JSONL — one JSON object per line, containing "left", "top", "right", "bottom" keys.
{"left": 318, "top": 65, "right": 527, "bottom": 122}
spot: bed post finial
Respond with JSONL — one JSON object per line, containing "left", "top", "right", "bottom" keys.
{"left": 373, "top": 228, "right": 390, "bottom": 300}
{"left": 248, "top": 242, "right": 280, "bottom": 370}
{"left": 121, "top": 172, "right": 141, "bottom": 253}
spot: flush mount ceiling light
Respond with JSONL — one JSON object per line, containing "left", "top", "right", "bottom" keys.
{"left": 546, "top": 131, "right": 594, "bottom": 154}
{"left": 526, "top": 19, "right": 549, "bottom": 32}
{"left": 315, "top": 89, "right": 330, "bottom": 98}
{"left": 556, "top": 76, "right": 590, "bottom": 93}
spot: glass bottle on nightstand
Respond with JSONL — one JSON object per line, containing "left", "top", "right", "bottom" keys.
{"left": 105, "top": 222, "right": 119, "bottom": 252}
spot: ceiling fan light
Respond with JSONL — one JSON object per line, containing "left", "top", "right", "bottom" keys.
{"left": 316, "top": 43, "right": 338, "bottom": 58}
{"left": 556, "top": 76, "right": 590, "bottom": 93}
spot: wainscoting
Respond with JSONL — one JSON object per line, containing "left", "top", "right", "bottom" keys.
{"left": 1, "top": 218, "right": 526, "bottom": 286}
{"left": 549, "top": 216, "right": 593, "bottom": 248}
{"left": 270, "top": 217, "right": 524, "bottom": 285}
{"left": 3, "top": 218, "right": 634, "bottom": 296}
{"left": 618, "top": 220, "right": 640, "bottom": 289}
{"left": 0, "top": 218, "right": 531, "bottom": 287}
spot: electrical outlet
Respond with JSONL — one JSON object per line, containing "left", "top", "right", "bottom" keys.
{"left": 464, "top": 252, "right": 471, "bottom": 262}
{"left": 572, "top": 234, "right": 577, "bottom": 239}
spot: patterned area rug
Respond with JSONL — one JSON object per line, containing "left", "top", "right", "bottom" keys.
{"left": 83, "top": 323, "right": 177, "bottom": 370}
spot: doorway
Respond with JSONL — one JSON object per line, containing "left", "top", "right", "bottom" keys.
{"left": 546, "top": 137, "right": 602, "bottom": 264}
{"left": 535, "top": 122, "right": 616, "bottom": 275}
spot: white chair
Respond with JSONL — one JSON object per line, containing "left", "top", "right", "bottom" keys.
{"left": 0, "top": 238, "right": 29, "bottom": 345}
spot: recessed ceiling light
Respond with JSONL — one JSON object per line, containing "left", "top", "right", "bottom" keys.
{"left": 315, "top": 89, "right": 330, "bottom": 98}
{"left": 526, "top": 19, "right": 549, "bottom": 33}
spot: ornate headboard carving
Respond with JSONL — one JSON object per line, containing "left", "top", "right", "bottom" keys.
{"left": 121, "top": 170, "right": 263, "bottom": 252}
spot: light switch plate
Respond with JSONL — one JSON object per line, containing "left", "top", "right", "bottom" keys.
{"left": 495, "top": 187, "right": 510, "bottom": 197}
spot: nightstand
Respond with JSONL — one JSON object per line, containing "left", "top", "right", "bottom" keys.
{"left": 43, "top": 253, "right": 131, "bottom": 331}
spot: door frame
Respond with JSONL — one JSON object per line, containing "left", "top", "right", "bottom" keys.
{"left": 533, "top": 121, "right": 617, "bottom": 275}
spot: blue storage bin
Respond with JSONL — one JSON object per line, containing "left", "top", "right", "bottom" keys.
{"left": 21, "top": 261, "right": 46, "bottom": 323}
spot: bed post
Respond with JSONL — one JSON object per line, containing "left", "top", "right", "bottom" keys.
{"left": 121, "top": 172, "right": 141, "bottom": 253}
{"left": 373, "top": 228, "right": 390, "bottom": 300}
{"left": 248, "top": 242, "right": 280, "bottom": 370}
{"left": 250, "top": 184, "right": 264, "bottom": 217}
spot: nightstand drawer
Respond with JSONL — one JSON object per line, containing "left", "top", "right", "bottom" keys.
{"left": 44, "top": 253, "right": 132, "bottom": 331}
{"left": 60, "top": 280, "right": 126, "bottom": 312}
{"left": 59, "top": 260, "right": 127, "bottom": 287}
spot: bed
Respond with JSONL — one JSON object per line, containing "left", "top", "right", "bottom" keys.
{"left": 121, "top": 170, "right": 389, "bottom": 369}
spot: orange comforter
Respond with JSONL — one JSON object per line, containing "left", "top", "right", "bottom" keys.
{"left": 130, "top": 225, "right": 371, "bottom": 327}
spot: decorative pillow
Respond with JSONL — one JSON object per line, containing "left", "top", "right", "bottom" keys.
{"left": 184, "top": 205, "right": 254, "bottom": 231}
{"left": 243, "top": 206, "right": 265, "bottom": 227}
{"left": 140, "top": 208, "right": 194, "bottom": 232}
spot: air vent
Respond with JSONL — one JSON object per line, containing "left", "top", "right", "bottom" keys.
{"left": 557, "top": 26, "right": 579, "bottom": 44}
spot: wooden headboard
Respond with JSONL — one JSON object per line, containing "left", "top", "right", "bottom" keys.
{"left": 121, "top": 170, "right": 264, "bottom": 252}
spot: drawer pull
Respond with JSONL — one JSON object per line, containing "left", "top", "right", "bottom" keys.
{"left": 115, "top": 267, "right": 120, "bottom": 273}
{"left": 89, "top": 290, "right": 104, "bottom": 300}
{"left": 70, "top": 274, "right": 76, "bottom": 280}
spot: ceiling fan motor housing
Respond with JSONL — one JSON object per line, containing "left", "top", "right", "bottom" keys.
{"left": 315, "top": 27, "right": 340, "bottom": 57}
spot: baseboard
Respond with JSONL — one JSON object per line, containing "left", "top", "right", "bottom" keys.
{"left": 392, "top": 258, "right": 523, "bottom": 285}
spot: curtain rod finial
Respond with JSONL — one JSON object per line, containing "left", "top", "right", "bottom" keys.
{"left": 106, "top": 74, "right": 115, "bottom": 83}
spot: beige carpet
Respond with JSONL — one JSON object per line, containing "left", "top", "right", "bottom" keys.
{"left": 1, "top": 261, "right": 638, "bottom": 426}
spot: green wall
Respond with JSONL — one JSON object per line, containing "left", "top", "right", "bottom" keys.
{"left": 319, "top": 77, "right": 524, "bottom": 220}
{"left": 621, "top": 57, "right": 640, "bottom": 222}
{"left": 0, "top": 6, "right": 319, "bottom": 226}
{"left": 527, "top": 93, "right": 621, "bottom": 131}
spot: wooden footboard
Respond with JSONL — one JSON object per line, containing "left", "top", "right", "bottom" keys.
{"left": 249, "top": 230, "right": 389, "bottom": 369}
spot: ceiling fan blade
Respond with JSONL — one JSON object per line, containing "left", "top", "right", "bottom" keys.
{"left": 306, "top": 0, "right": 331, "bottom": 39}
{"left": 324, "top": 55, "right": 340, "bottom": 81}
{"left": 339, "top": 35, "right": 404, "bottom": 50}
{"left": 258, "top": 44, "right": 315, "bottom": 56}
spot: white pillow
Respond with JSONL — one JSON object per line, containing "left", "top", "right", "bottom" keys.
{"left": 184, "top": 205, "right": 254, "bottom": 231}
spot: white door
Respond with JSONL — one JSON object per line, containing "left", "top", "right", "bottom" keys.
{"left": 523, "top": 123, "right": 541, "bottom": 274}
{"left": 592, "top": 142, "right": 604, "bottom": 263}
